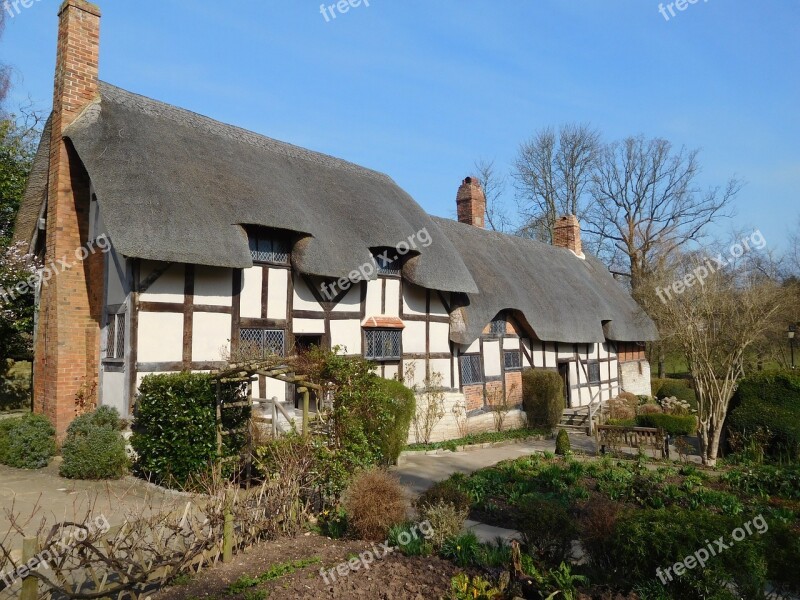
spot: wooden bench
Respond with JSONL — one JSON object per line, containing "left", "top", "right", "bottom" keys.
{"left": 596, "top": 425, "right": 668, "bottom": 458}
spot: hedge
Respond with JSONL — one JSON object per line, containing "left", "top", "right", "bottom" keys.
{"left": 726, "top": 371, "right": 800, "bottom": 461}
{"left": 635, "top": 413, "right": 697, "bottom": 436}
{"left": 522, "top": 369, "right": 564, "bottom": 428}
{"left": 651, "top": 377, "right": 697, "bottom": 408}
{"left": 0, "top": 413, "right": 56, "bottom": 469}
{"left": 131, "top": 373, "right": 250, "bottom": 488}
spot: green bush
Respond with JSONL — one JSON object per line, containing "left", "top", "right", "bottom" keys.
{"left": 522, "top": 369, "right": 564, "bottom": 428}
{"left": 313, "top": 349, "right": 416, "bottom": 465}
{"left": 0, "top": 413, "right": 55, "bottom": 469}
{"left": 555, "top": 429, "right": 571, "bottom": 455}
{"left": 372, "top": 378, "right": 415, "bottom": 464}
{"left": 652, "top": 378, "right": 697, "bottom": 407}
{"left": 636, "top": 413, "right": 697, "bottom": 436}
{"left": 726, "top": 371, "right": 800, "bottom": 461}
{"left": 601, "top": 508, "right": 767, "bottom": 599}
{"left": 515, "top": 495, "right": 575, "bottom": 567}
{"left": 60, "top": 406, "right": 128, "bottom": 480}
{"left": 415, "top": 480, "right": 472, "bottom": 513}
{"left": 764, "top": 521, "right": 800, "bottom": 594}
{"left": 131, "top": 373, "right": 250, "bottom": 488}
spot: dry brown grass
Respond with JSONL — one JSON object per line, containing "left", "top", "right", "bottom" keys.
{"left": 343, "top": 468, "right": 408, "bottom": 541}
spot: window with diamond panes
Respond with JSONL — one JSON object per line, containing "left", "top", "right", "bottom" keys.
{"left": 248, "top": 234, "right": 289, "bottom": 264}
{"left": 489, "top": 316, "right": 506, "bottom": 335}
{"left": 105, "top": 313, "right": 126, "bottom": 360}
{"left": 587, "top": 362, "right": 601, "bottom": 384}
{"left": 504, "top": 350, "right": 522, "bottom": 371}
{"left": 374, "top": 252, "right": 401, "bottom": 276}
{"left": 240, "top": 328, "right": 285, "bottom": 358}
{"left": 364, "top": 329, "right": 401, "bottom": 361}
{"left": 460, "top": 354, "right": 483, "bottom": 385}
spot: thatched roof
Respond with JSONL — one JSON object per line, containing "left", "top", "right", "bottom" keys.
{"left": 59, "top": 83, "right": 479, "bottom": 293}
{"left": 434, "top": 217, "right": 658, "bottom": 344}
{"left": 14, "top": 82, "right": 657, "bottom": 344}
{"left": 13, "top": 116, "right": 52, "bottom": 250}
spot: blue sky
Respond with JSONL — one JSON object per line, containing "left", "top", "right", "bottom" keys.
{"left": 2, "top": 0, "right": 798, "bottom": 251}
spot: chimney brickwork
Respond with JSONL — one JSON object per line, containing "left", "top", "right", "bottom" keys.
{"left": 456, "top": 177, "right": 485, "bottom": 228}
{"left": 34, "top": 0, "right": 103, "bottom": 436}
{"left": 553, "top": 215, "right": 583, "bottom": 256}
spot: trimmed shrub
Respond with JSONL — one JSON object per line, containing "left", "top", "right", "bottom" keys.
{"left": 415, "top": 480, "right": 472, "bottom": 514}
{"left": 372, "top": 377, "right": 415, "bottom": 464}
{"left": 522, "top": 369, "right": 564, "bottom": 428}
{"left": 617, "top": 391, "right": 639, "bottom": 407}
{"left": 726, "top": 370, "right": 800, "bottom": 461}
{"left": 636, "top": 413, "right": 697, "bottom": 436}
{"left": 131, "top": 373, "right": 250, "bottom": 488}
{"left": 555, "top": 429, "right": 571, "bottom": 455}
{"left": 515, "top": 495, "right": 575, "bottom": 567}
{"left": 60, "top": 406, "right": 129, "bottom": 480}
{"left": 343, "top": 468, "right": 408, "bottom": 540}
{"left": 0, "top": 413, "right": 55, "bottom": 469}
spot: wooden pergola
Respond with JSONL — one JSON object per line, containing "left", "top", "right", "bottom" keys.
{"left": 210, "top": 360, "right": 323, "bottom": 450}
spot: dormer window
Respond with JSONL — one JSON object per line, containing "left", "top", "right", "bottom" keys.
{"left": 490, "top": 315, "right": 506, "bottom": 336}
{"left": 373, "top": 250, "right": 401, "bottom": 276}
{"left": 248, "top": 231, "right": 290, "bottom": 265}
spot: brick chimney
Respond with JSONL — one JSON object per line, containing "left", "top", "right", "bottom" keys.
{"left": 553, "top": 215, "right": 583, "bottom": 257}
{"left": 456, "top": 177, "right": 485, "bottom": 228}
{"left": 34, "top": 0, "right": 103, "bottom": 436}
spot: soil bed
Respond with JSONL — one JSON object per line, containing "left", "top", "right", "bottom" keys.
{"left": 154, "top": 532, "right": 462, "bottom": 600}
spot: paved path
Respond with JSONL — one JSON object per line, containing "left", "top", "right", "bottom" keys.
{"left": 0, "top": 458, "right": 177, "bottom": 547}
{"left": 393, "top": 434, "right": 596, "bottom": 496}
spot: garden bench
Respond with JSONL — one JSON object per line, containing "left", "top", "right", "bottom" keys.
{"left": 595, "top": 425, "right": 668, "bottom": 458}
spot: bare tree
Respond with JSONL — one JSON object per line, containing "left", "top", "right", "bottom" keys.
{"left": 513, "top": 123, "right": 600, "bottom": 243}
{"left": 643, "top": 253, "right": 787, "bottom": 466}
{"left": 585, "top": 136, "right": 742, "bottom": 296}
{"left": 788, "top": 215, "right": 800, "bottom": 277}
{"left": 472, "top": 158, "right": 511, "bottom": 233}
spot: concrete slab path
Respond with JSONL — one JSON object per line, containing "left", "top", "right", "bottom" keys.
{"left": 0, "top": 458, "right": 179, "bottom": 547}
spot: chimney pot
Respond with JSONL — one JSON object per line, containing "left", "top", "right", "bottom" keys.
{"left": 456, "top": 177, "right": 486, "bottom": 229}
{"left": 553, "top": 214, "right": 583, "bottom": 257}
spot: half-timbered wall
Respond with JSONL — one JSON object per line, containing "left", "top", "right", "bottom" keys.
{"left": 99, "top": 257, "right": 638, "bottom": 420}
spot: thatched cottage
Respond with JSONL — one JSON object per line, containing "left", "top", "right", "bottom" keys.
{"left": 14, "top": 0, "right": 657, "bottom": 438}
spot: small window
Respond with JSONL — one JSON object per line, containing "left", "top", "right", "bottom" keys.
{"left": 460, "top": 354, "right": 483, "bottom": 386}
{"left": 374, "top": 251, "right": 401, "bottom": 276}
{"left": 489, "top": 316, "right": 506, "bottom": 336}
{"left": 105, "top": 313, "right": 126, "bottom": 360}
{"left": 249, "top": 234, "right": 289, "bottom": 264}
{"left": 240, "top": 328, "right": 285, "bottom": 358}
{"left": 587, "top": 362, "right": 601, "bottom": 384}
{"left": 503, "top": 350, "right": 522, "bottom": 371}
{"left": 365, "top": 329, "right": 401, "bottom": 361}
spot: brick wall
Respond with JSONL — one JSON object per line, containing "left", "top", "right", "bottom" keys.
{"left": 34, "top": 0, "right": 103, "bottom": 436}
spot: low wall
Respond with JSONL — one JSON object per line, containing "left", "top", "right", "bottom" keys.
{"left": 619, "top": 360, "right": 652, "bottom": 396}
{"left": 407, "top": 391, "right": 527, "bottom": 444}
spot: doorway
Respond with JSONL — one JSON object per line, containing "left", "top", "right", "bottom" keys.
{"left": 558, "top": 362, "right": 571, "bottom": 408}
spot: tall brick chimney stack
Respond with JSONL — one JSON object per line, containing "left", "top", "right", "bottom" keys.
{"left": 553, "top": 215, "right": 583, "bottom": 257}
{"left": 456, "top": 177, "right": 486, "bottom": 228}
{"left": 34, "top": 0, "right": 103, "bottom": 436}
